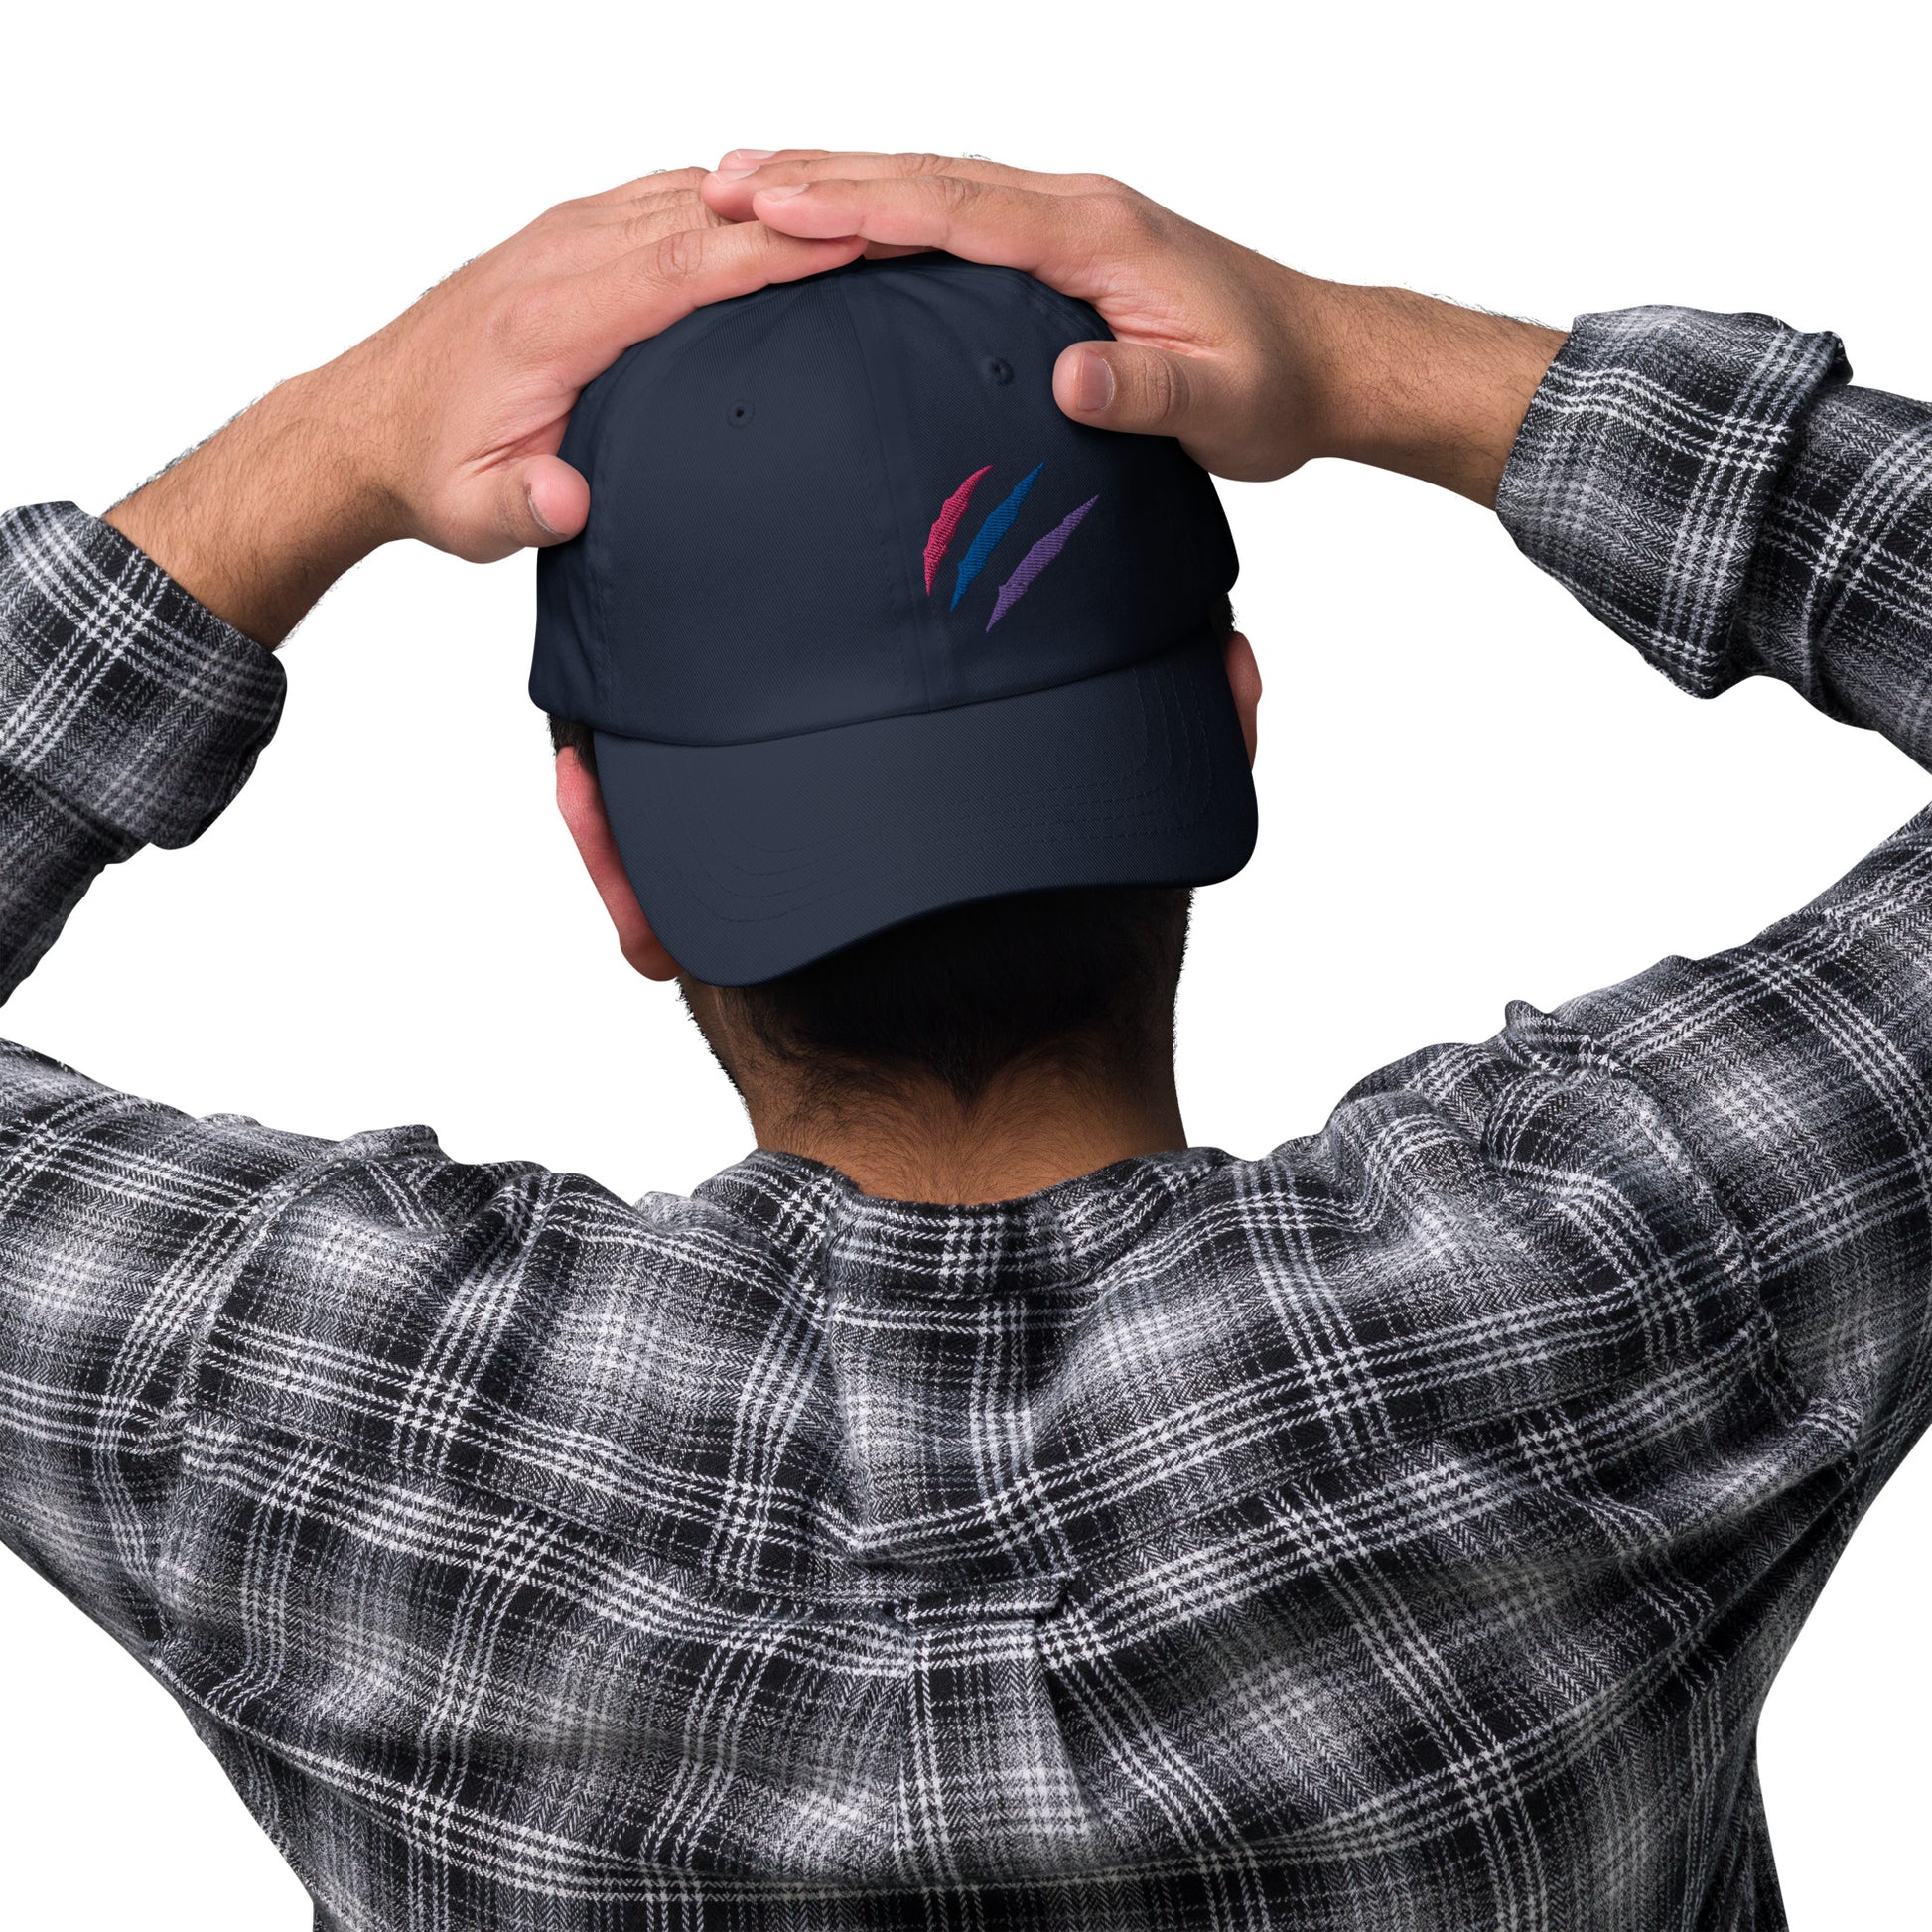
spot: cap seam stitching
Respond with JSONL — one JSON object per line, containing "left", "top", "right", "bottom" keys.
{"left": 832, "top": 272, "right": 934, "bottom": 714}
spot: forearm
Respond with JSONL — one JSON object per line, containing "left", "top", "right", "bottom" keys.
{"left": 1303, "top": 281, "right": 1568, "bottom": 507}
{"left": 104, "top": 358, "right": 396, "bottom": 647}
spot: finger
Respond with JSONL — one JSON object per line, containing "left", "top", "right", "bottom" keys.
{"left": 587, "top": 190, "right": 731, "bottom": 248}
{"left": 702, "top": 151, "right": 1083, "bottom": 223}
{"left": 550, "top": 223, "right": 867, "bottom": 386}
{"left": 583, "top": 182, "right": 713, "bottom": 224}
{"left": 701, "top": 148, "right": 842, "bottom": 219}
{"left": 704, "top": 152, "right": 1074, "bottom": 228}
{"left": 736, "top": 150, "right": 1079, "bottom": 191}
{"left": 535, "top": 196, "right": 728, "bottom": 285}
{"left": 569, "top": 166, "right": 710, "bottom": 208}
{"left": 741, "top": 176, "right": 1116, "bottom": 296}
{"left": 511, "top": 184, "right": 722, "bottom": 283}
{"left": 715, "top": 146, "right": 833, "bottom": 171}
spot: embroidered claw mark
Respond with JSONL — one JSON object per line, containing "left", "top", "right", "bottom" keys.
{"left": 951, "top": 464, "right": 1042, "bottom": 610}
{"left": 923, "top": 460, "right": 1098, "bottom": 622}
{"left": 986, "top": 495, "right": 1099, "bottom": 630}
{"left": 922, "top": 465, "right": 992, "bottom": 594}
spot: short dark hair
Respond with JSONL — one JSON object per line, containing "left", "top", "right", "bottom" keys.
{"left": 549, "top": 598, "right": 1231, "bottom": 1104}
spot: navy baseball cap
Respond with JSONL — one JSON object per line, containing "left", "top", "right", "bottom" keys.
{"left": 532, "top": 252, "right": 1254, "bottom": 986}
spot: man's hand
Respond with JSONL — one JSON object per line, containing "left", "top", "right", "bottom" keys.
{"left": 107, "top": 171, "right": 865, "bottom": 644}
{"left": 702, "top": 152, "right": 1565, "bottom": 506}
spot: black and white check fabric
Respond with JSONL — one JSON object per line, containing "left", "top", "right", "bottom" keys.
{"left": 3, "top": 304, "right": 1930, "bottom": 1931}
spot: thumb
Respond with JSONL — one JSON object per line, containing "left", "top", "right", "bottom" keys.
{"left": 513, "top": 454, "right": 591, "bottom": 549}
{"left": 455, "top": 453, "right": 590, "bottom": 561}
{"left": 1054, "top": 342, "right": 1205, "bottom": 440}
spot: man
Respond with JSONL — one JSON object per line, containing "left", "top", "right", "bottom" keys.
{"left": 0, "top": 151, "right": 1925, "bottom": 1930}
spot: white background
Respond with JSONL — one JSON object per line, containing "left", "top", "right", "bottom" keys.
{"left": 1, "top": 0, "right": 1929, "bottom": 1923}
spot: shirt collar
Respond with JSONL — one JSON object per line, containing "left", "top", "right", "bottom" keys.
{"left": 693, "top": 1145, "right": 1234, "bottom": 1297}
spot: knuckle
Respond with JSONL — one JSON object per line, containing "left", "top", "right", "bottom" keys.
{"left": 651, "top": 226, "right": 708, "bottom": 280}
{"left": 621, "top": 190, "right": 705, "bottom": 247}
{"left": 928, "top": 172, "right": 981, "bottom": 217}
{"left": 1079, "top": 184, "right": 1153, "bottom": 244}
{"left": 1137, "top": 352, "right": 1186, "bottom": 423}
{"left": 899, "top": 150, "right": 956, "bottom": 178}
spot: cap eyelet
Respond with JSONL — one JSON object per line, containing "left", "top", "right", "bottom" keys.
{"left": 985, "top": 357, "right": 1014, "bottom": 386}
{"left": 726, "top": 400, "right": 755, "bottom": 428}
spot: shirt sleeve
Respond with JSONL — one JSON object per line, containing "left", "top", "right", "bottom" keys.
{"left": 0, "top": 502, "right": 325, "bottom": 1653}
{"left": 1500, "top": 310, "right": 1932, "bottom": 1494}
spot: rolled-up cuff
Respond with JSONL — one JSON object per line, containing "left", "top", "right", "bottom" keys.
{"left": 1496, "top": 307, "right": 1849, "bottom": 698}
{"left": 0, "top": 500, "right": 286, "bottom": 849}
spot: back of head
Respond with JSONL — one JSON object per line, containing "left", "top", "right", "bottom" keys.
{"left": 536, "top": 254, "right": 1251, "bottom": 1105}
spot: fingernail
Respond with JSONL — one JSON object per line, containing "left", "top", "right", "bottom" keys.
{"left": 1073, "top": 349, "right": 1115, "bottom": 413}
{"left": 528, "top": 492, "right": 559, "bottom": 538}
{"left": 722, "top": 148, "right": 777, "bottom": 165}
{"left": 755, "top": 181, "right": 809, "bottom": 201}
{"left": 710, "top": 167, "right": 759, "bottom": 182}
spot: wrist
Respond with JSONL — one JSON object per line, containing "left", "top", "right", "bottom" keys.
{"left": 105, "top": 359, "right": 401, "bottom": 646}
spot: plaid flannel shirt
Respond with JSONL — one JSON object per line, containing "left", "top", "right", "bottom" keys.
{"left": 2, "top": 305, "right": 1929, "bottom": 1932}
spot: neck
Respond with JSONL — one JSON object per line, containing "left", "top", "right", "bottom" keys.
{"left": 744, "top": 1060, "right": 1188, "bottom": 1205}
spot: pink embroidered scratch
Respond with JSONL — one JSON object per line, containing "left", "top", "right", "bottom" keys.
{"left": 922, "top": 466, "right": 992, "bottom": 594}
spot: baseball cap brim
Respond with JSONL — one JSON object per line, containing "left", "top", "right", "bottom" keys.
{"left": 590, "top": 624, "right": 1257, "bottom": 987}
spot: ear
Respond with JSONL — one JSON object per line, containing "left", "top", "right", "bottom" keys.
{"left": 1223, "top": 630, "right": 1261, "bottom": 767}
{"left": 554, "top": 747, "right": 681, "bottom": 982}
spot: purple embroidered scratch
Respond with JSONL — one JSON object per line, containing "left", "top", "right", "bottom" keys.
{"left": 922, "top": 466, "right": 991, "bottom": 594}
{"left": 986, "top": 495, "right": 1099, "bottom": 629}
